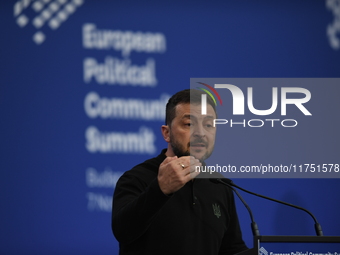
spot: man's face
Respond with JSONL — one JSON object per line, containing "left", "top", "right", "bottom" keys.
{"left": 168, "top": 103, "right": 216, "bottom": 162}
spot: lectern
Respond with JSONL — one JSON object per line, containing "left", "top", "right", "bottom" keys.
{"left": 236, "top": 236, "right": 340, "bottom": 255}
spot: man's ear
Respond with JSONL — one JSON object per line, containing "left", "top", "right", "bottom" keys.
{"left": 161, "top": 125, "right": 170, "bottom": 143}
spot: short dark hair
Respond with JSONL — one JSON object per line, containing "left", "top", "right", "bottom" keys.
{"left": 165, "top": 89, "right": 216, "bottom": 126}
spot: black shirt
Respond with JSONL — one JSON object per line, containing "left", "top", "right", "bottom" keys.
{"left": 112, "top": 149, "right": 248, "bottom": 255}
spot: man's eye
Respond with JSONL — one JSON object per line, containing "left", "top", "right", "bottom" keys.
{"left": 185, "top": 123, "right": 192, "bottom": 126}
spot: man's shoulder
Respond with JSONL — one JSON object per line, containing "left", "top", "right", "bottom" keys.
{"left": 133, "top": 149, "right": 166, "bottom": 171}
{"left": 120, "top": 149, "right": 167, "bottom": 181}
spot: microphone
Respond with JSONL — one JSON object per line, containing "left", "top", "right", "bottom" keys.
{"left": 210, "top": 178, "right": 260, "bottom": 236}
{"left": 214, "top": 178, "right": 324, "bottom": 236}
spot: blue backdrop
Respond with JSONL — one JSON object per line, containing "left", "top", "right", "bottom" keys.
{"left": 1, "top": 0, "right": 340, "bottom": 254}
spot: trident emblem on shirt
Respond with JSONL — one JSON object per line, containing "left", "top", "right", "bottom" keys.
{"left": 212, "top": 203, "right": 221, "bottom": 218}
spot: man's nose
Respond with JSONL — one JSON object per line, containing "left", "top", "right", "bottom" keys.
{"left": 192, "top": 124, "right": 205, "bottom": 137}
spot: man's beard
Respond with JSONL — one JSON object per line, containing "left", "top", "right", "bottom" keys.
{"left": 170, "top": 133, "right": 190, "bottom": 158}
{"left": 169, "top": 132, "right": 212, "bottom": 161}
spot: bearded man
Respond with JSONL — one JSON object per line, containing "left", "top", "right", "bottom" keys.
{"left": 112, "top": 89, "right": 248, "bottom": 255}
